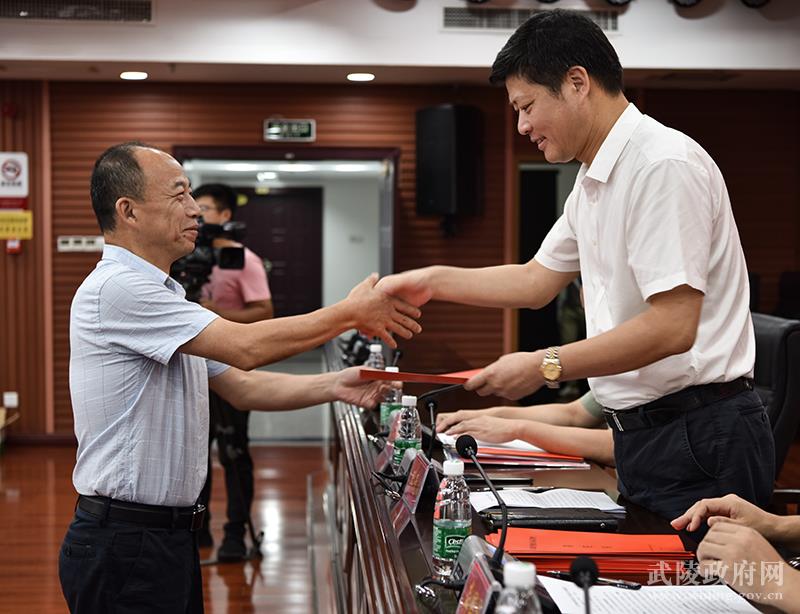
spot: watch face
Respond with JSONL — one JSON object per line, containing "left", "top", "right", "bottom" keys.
{"left": 542, "top": 362, "right": 561, "bottom": 381}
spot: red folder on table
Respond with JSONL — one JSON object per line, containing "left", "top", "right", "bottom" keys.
{"left": 487, "top": 528, "right": 688, "bottom": 555}
{"left": 486, "top": 528, "right": 693, "bottom": 578}
{"left": 358, "top": 368, "right": 482, "bottom": 385}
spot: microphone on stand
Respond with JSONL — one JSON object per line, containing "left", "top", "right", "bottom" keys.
{"left": 570, "top": 556, "right": 599, "bottom": 614}
{"left": 455, "top": 434, "right": 507, "bottom": 578}
{"left": 417, "top": 383, "right": 464, "bottom": 460}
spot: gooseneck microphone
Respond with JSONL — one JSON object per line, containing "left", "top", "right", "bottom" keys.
{"left": 570, "top": 555, "right": 599, "bottom": 614}
{"left": 418, "top": 382, "right": 464, "bottom": 460}
{"left": 455, "top": 434, "right": 508, "bottom": 572}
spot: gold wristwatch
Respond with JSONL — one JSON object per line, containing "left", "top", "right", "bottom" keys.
{"left": 540, "top": 346, "right": 562, "bottom": 389}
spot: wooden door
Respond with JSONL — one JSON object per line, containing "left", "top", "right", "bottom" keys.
{"left": 234, "top": 187, "right": 323, "bottom": 318}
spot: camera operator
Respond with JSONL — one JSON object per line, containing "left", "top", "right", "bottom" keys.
{"left": 191, "top": 183, "right": 272, "bottom": 560}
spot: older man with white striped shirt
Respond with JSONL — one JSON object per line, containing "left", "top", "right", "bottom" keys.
{"left": 59, "top": 142, "right": 422, "bottom": 614}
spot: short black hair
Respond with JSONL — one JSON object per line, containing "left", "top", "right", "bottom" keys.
{"left": 193, "top": 183, "right": 238, "bottom": 219}
{"left": 489, "top": 9, "right": 623, "bottom": 95}
{"left": 90, "top": 141, "right": 152, "bottom": 233}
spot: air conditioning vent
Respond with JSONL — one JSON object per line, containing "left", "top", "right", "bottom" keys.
{"left": 443, "top": 7, "right": 619, "bottom": 33}
{"left": 1, "top": 1, "right": 152, "bottom": 22}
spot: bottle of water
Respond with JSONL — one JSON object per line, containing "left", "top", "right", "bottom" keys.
{"left": 380, "top": 366, "right": 402, "bottom": 431}
{"left": 392, "top": 395, "right": 421, "bottom": 471}
{"left": 494, "top": 561, "right": 543, "bottom": 614}
{"left": 365, "top": 343, "right": 385, "bottom": 369}
{"left": 432, "top": 459, "right": 472, "bottom": 579}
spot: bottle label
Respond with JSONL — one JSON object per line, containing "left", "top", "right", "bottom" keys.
{"left": 380, "top": 402, "right": 402, "bottom": 428}
{"left": 432, "top": 522, "right": 471, "bottom": 561}
{"left": 392, "top": 438, "right": 421, "bottom": 466}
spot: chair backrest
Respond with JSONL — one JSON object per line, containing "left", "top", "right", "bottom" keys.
{"left": 752, "top": 313, "right": 800, "bottom": 477}
{"left": 776, "top": 271, "right": 800, "bottom": 319}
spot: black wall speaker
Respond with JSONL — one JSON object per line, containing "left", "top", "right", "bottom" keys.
{"left": 415, "top": 104, "right": 484, "bottom": 216}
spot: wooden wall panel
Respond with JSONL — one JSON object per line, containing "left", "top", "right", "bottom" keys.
{"left": 511, "top": 88, "right": 800, "bottom": 314}
{"left": 16, "top": 81, "right": 797, "bottom": 438}
{"left": 642, "top": 89, "right": 800, "bottom": 313}
{"left": 48, "top": 82, "right": 509, "bottom": 435}
{"left": 0, "top": 81, "right": 48, "bottom": 437}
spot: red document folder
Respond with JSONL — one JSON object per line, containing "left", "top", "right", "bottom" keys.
{"left": 487, "top": 528, "right": 689, "bottom": 555}
{"left": 486, "top": 528, "right": 693, "bottom": 579}
{"left": 358, "top": 368, "right": 482, "bottom": 385}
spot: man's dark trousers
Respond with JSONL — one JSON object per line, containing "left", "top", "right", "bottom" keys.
{"left": 59, "top": 507, "right": 203, "bottom": 613}
{"left": 611, "top": 387, "right": 775, "bottom": 531}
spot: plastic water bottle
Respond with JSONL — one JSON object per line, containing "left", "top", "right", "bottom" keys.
{"left": 392, "top": 395, "right": 421, "bottom": 470}
{"left": 494, "top": 561, "right": 543, "bottom": 614}
{"left": 432, "top": 459, "right": 472, "bottom": 579}
{"left": 365, "top": 343, "right": 385, "bottom": 369}
{"left": 380, "top": 366, "right": 402, "bottom": 431}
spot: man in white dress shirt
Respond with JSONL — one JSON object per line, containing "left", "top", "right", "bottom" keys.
{"left": 59, "top": 142, "right": 422, "bottom": 613}
{"left": 378, "top": 10, "right": 774, "bottom": 526}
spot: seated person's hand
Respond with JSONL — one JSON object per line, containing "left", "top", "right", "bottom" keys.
{"left": 440, "top": 414, "right": 523, "bottom": 444}
{"left": 347, "top": 273, "right": 422, "bottom": 348}
{"left": 671, "top": 493, "right": 776, "bottom": 537}
{"left": 697, "top": 520, "right": 795, "bottom": 605}
{"left": 436, "top": 408, "right": 495, "bottom": 433}
{"left": 333, "top": 367, "right": 390, "bottom": 409}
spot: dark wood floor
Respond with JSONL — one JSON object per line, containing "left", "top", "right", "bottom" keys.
{"left": 1, "top": 440, "right": 799, "bottom": 613}
{"left": 0, "top": 444, "right": 326, "bottom": 614}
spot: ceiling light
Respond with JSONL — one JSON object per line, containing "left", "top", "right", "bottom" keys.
{"left": 257, "top": 171, "right": 278, "bottom": 181}
{"left": 347, "top": 73, "right": 375, "bottom": 83}
{"left": 277, "top": 163, "right": 314, "bottom": 173}
{"left": 333, "top": 164, "right": 370, "bottom": 173}
{"left": 223, "top": 163, "right": 260, "bottom": 172}
{"left": 119, "top": 71, "right": 148, "bottom": 81}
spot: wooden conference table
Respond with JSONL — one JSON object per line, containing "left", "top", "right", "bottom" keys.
{"left": 324, "top": 345, "right": 695, "bottom": 614}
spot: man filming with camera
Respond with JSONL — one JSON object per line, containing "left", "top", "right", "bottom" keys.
{"left": 59, "top": 142, "right": 422, "bottom": 613}
{"left": 187, "top": 183, "right": 273, "bottom": 561}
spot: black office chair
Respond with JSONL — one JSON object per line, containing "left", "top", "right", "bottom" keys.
{"left": 775, "top": 272, "right": 800, "bottom": 320}
{"left": 752, "top": 313, "right": 800, "bottom": 479}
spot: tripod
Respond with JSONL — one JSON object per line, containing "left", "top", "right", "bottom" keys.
{"left": 200, "top": 391, "right": 264, "bottom": 565}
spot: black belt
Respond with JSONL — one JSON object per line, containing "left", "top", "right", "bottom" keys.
{"left": 77, "top": 495, "right": 206, "bottom": 531}
{"left": 603, "top": 377, "right": 754, "bottom": 432}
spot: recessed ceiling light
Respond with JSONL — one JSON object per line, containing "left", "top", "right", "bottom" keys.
{"left": 120, "top": 71, "right": 148, "bottom": 81}
{"left": 333, "top": 164, "right": 370, "bottom": 173}
{"left": 257, "top": 171, "right": 278, "bottom": 181}
{"left": 347, "top": 73, "right": 375, "bottom": 83}
{"left": 277, "top": 163, "right": 314, "bottom": 173}
{"left": 223, "top": 163, "right": 260, "bottom": 172}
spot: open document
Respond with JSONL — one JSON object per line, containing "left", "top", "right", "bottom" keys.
{"left": 538, "top": 576, "right": 759, "bottom": 614}
{"left": 470, "top": 488, "right": 624, "bottom": 514}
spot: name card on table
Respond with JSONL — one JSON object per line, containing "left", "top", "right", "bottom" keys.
{"left": 390, "top": 499, "right": 412, "bottom": 534}
{"left": 456, "top": 554, "right": 501, "bottom": 614}
{"left": 401, "top": 451, "right": 437, "bottom": 514}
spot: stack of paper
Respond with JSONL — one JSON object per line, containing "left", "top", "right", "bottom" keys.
{"left": 469, "top": 488, "right": 625, "bottom": 514}
{"left": 438, "top": 433, "right": 590, "bottom": 470}
{"left": 486, "top": 528, "right": 692, "bottom": 578}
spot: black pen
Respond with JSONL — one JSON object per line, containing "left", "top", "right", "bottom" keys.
{"left": 545, "top": 571, "right": 641, "bottom": 590}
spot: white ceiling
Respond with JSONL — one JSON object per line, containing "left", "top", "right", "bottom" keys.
{"left": 1, "top": 0, "right": 798, "bottom": 89}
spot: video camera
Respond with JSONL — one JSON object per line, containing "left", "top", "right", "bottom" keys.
{"left": 170, "top": 221, "right": 247, "bottom": 303}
